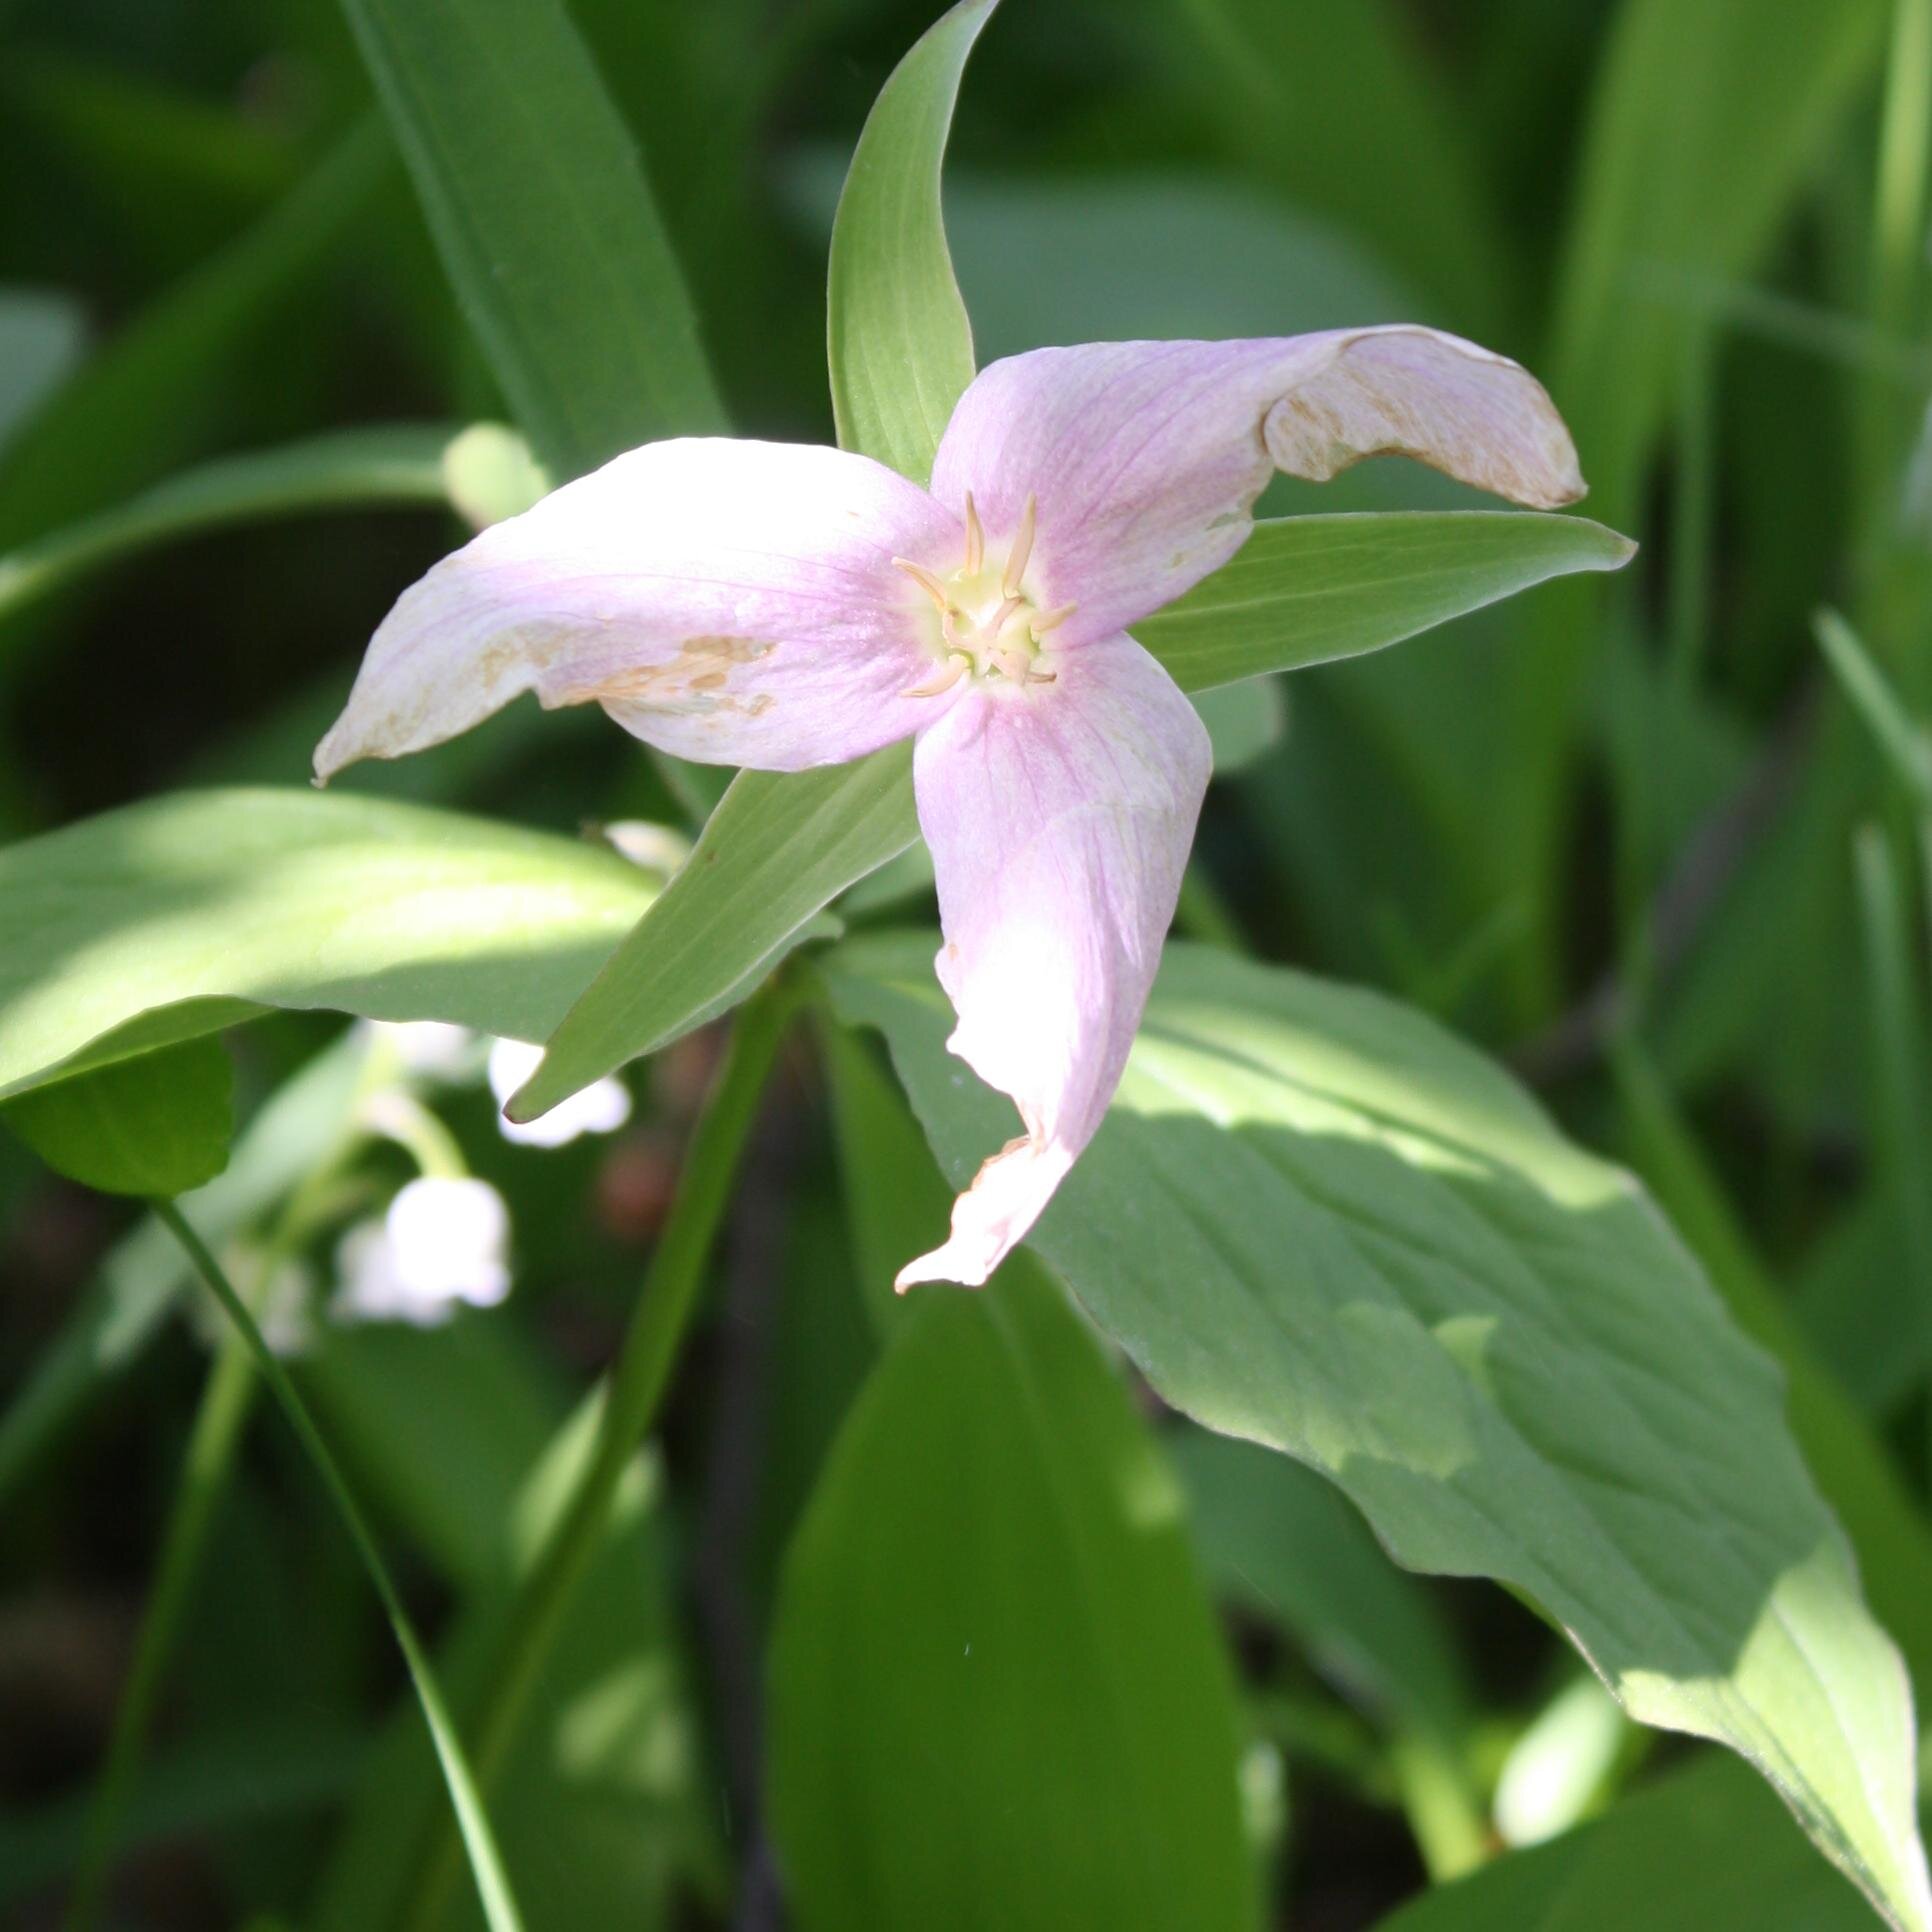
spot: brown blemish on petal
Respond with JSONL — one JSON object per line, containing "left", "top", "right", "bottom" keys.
{"left": 577, "top": 633, "right": 776, "bottom": 714}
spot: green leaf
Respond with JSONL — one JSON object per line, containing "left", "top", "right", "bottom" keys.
{"left": 826, "top": 0, "right": 994, "bottom": 485}
{"left": 507, "top": 748, "right": 912, "bottom": 1122}
{"left": 1137, "top": 512, "right": 1637, "bottom": 693}
{"left": 0, "top": 124, "right": 389, "bottom": 559}
{"left": 1374, "top": 1756, "right": 1877, "bottom": 1931}
{"left": 3, "top": 1037, "right": 232, "bottom": 1197}
{"left": 767, "top": 1265, "right": 1256, "bottom": 1932}
{"left": 0, "top": 788, "right": 655, "bottom": 1101}
{"left": 0, "top": 1029, "right": 370, "bottom": 1507}
{"left": 1195, "top": 679, "right": 1286, "bottom": 775}
{"left": 336, "top": 0, "right": 723, "bottom": 479}
{"left": 0, "top": 286, "right": 85, "bottom": 457}
{"left": 0, "top": 424, "right": 491, "bottom": 625}
{"left": 822, "top": 936, "right": 1932, "bottom": 1932}
{"left": 1815, "top": 607, "right": 1932, "bottom": 810}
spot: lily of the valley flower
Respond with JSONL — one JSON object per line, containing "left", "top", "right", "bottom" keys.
{"left": 487, "top": 1036, "right": 633, "bottom": 1147}
{"left": 334, "top": 1176, "right": 511, "bottom": 1326}
{"left": 316, "top": 329, "right": 1586, "bottom": 1289}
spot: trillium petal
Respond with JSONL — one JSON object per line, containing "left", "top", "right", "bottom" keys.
{"left": 315, "top": 438, "right": 962, "bottom": 782}
{"left": 897, "top": 633, "right": 1210, "bottom": 1289}
{"left": 929, "top": 329, "right": 1586, "bottom": 644}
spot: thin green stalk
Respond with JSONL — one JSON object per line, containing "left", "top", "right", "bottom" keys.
{"left": 1874, "top": 0, "right": 1932, "bottom": 357}
{"left": 61, "top": 1326, "right": 257, "bottom": 1932}
{"left": 396, "top": 976, "right": 800, "bottom": 1932}
{"left": 153, "top": 1201, "right": 526, "bottom": 1932}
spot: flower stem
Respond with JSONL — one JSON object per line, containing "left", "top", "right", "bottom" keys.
{"left": 61, "top": 1323, "right": 258, "bottom": 1932}
{"left": 153, "top": 1199, "right": 526, "bottom": 1932}
{"left": 396, "top": 974, "right": 801, "bottom": 1932}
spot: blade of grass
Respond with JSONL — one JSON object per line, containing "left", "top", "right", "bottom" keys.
{"left": 154, "top": 1200, "right": 526, "bottom": 1932}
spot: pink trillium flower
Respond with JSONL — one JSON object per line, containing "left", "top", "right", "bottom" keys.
{"left": 315, "top": 330, "right": 1586, "bottom": 1290}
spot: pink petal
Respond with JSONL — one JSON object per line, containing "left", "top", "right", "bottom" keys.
{"left": 315, "top": 438, "right": 962, "bottom": 782}
{"left": 929, "top": 329, "right": 1586, "bottom": 645}
{"left": 897, "top": 633, "right": 1210, "bottom": 1289}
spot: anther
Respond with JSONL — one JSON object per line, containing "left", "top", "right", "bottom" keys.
{"left": 1001, "top": 493, "right": 1037, "bottom": 597}
{"left": 894, "top": 558, "right": 950, "bottom": 609}
{"left": 902, "top": 652, "right": 970, "bottom": 699}
{"left": 963, "top": 492, "right": 984, "bottom": 575}
{"left": 994, "top": 648, "right": 1035, "bottom": 686}
{"left": 1030, "top": 601, "right": 1076, "bottom": 637}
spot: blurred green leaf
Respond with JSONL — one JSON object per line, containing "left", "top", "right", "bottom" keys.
{"left": 767, "top": 1265, "right": 1255, "bottom": 1932}
{"left": 336, "top": 0, "right": 722, "bottom": 479}
{"left": 826, "top": 0, "right": 993, "bottom": 484}
{"left": 1160, "top": 0, "right": 1515, "bottom": 333}
{"left": 0, "top": 286, "right": 84, "bottom": 456}
{"left": 0, "top": 124, "right": 389, "bottom": 557}
{"left": 3, "top": 1036, "right": 232, "bottom": 1197}
{"left": 823, "top": 935, "right": 1932, "bottom": 1932}
{"left": 0, "top": 788, "right": 654, "bottom": 1101}
{"left": 509, "top": 752, "right": 905, "bottom": 1120}
{"left": 1196, "top": 678, "right": 1286, "bottom": 775}
{"left": 0, "top": 1030, "right": 369, "bottom": 1507}
{"left": 0, "top": 424, "right": 477, "bottom": 625}
{"left": 1375, "top": 1756, "right": 1876, "bottom": 1931}
{"left": 1816, "top": 608, "right": 1932, "bottom": 810}
{"left": 1137, "top": 512, "right": 1636, "bottom": 692}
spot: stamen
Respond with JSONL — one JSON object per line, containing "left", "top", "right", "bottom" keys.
{"left": 1002, "top": 492, "right": 1037, "bottom": 597}
{"left": 894, "top": 558, "right": 950, "bottom": 609}
{"left": 1029, "top": 601, "right": 1077, "bottom": 636}
{"left": 963, "top": 492, "right": 984, "bottom": 575}
{"left": 902, "top": 652, "right": 970, "bottom": 699}
{"left": 994, "top": 648, "right": 1034, "bottom": 686}
{"left": 989, "top": 593, "right": 1026, "bottom": 636}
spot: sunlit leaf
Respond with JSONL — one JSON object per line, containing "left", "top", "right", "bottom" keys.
{"left": 824, "top": 936, "right": 1932, "bottom": 1932}
{"left": 0, "top": 788, "right": 654, "bottom": 1101}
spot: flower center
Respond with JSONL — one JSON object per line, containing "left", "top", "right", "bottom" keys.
{"left": 895, "top": 492, "right": 1074, "bottom": 698}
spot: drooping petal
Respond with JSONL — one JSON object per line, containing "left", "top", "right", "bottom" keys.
{"left": 315, "top": 439, "right": 962, "bottom": 782}
{"left": 897, "top": 633, "right": 1210, "bottom": 1290}
{"left": 928, "top": 330, "right": 1586, "bottom": 644}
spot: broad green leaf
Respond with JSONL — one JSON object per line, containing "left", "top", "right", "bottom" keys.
{"left": 508, "top": 749, "right": 912, "bottom": 1121}
{"left": 826, "top": 0, "right": 994, "bottom": 485}
{"left": 0, "top": 1030, "right": 369, "bottom": 1506}
{"left": 0, "top": 286, "right": 84, "bottom": 456}
{"left": 1375, "top": 1756, "right": 1875, "bottom": 1931}
{"left": 3, "top": 1037, "right": 231, "bottom": 1197}
{"left": 336, "top": 0, "right": 723, "bottom": 480}
{"left": 822, "top": 936, "right": 1932, "bottom": 1932}
{"left": 767, "top": 1265, "right": 1255, "bottom": 1932}
{"left": 1137, "top": 512, "right": 1636, "bottom": 693}
{"left": 0, "top": 788, "right": 655, "bottom": 1101}
{"left": 0, "top": 424, "right": 489, "bottom": 625}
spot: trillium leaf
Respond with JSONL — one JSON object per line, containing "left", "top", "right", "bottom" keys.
{"left": 506, "top": 749, "right": 912, "bottom": 1121}
{"left": 1137, "top": 511, "right": 1636, "bottom": 691}
{"left": 767, "top": 1263, "right": 1256, "bottom": 1932}
{"left": 821, "top": 934, "right": 1932, "bottom": 1932}
{"left": 826, "top": 0, "right": 996, "bottom": 486}
{"left": 0, "top": 788, "right": 656, "bottom": 1102}
{"left": 0, "top": 424, "right": 502, "bottom": 626}
{"left": 2, "top": 1037, "right": 232, "bottom": 1198}
{"left": 335, "top": 0, "right": 723, "bottom": 480}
